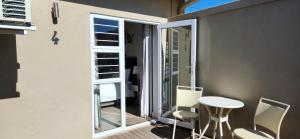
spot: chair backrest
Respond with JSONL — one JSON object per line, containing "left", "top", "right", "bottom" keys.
{"left": 254, "top": 98, "right": 290, "bottom": 139}
{"left": 176, "top": 86, "right": 203, "bottom": 109}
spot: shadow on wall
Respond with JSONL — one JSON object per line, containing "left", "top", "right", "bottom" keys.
{"left": 0, "top": 34, "right": 19, "bottom": 99}
{"left": 61, "top": 0, "right": 170, "bottom": 18}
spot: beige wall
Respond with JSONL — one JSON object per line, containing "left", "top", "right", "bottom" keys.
{"left": 0, "top": 0, "right": 172, "bottom": 139}
{"left": 195, "top": 0, "right": 299, "bottom": 138}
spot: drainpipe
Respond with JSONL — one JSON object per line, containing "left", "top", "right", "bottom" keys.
{"left": 178, "top": 0, "right": 199, "bottom": 14}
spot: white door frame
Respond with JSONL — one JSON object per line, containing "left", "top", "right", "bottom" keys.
{"left": 156, "top": 19, "right": 197, "bottom": 127}
{"left": 90, "top": 14, "right": 160, "bottom": 138}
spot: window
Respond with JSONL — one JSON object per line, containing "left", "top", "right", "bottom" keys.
{"left": 94, "top": 52, "right": 120, "bottom": 79}
{"left": 91, "top": 16, "right": 122, "bottom": 82}
{"left": 93, "top": 18, "right": 119, "bottom": 47}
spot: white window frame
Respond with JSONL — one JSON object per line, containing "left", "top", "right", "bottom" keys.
{"left": 92, "top": 49, "right": 122, "bottom": 84}
{"left": 90, "top": 14, "right": 126, "bottom": 137}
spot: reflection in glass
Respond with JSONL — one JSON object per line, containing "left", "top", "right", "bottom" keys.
{"left": 94, "top": 26, "right": 119, "bottom": 33}
{"left": 94, "top": 18, "right": 119, "bottom": 47}
{"left": 161, "top": 26, "right": 192, "bottom": 116}
{"left": 94, "top": 83, "right": 122, "bottom": 132}
{"left": 94, "top": 18, "right": 118, "bottom": 26}
{"left": 95, "top": 52, "right": 120, "bottom": 79}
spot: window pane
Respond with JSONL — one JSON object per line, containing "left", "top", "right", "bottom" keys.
{"left": 94, "top": 26, "right": 119, "bottom": 34}
{"left": 95, "top": 33, "right": 118, "bottom": 41}
{"left": 94, "top": 82, "right": 122, "bottom": 133}
{"left": 93, "top": 18, "right": 119, "bottom": 47}
{"left": 95, "top": 52, "right": 120, "bottom": 79}
{"left": 172, "top": 54, "right": 179, "bottom": 72}
{"left": 173, "top": 31, "right": 179, "bottom": 50}
{"left": 94, "top": 18, "right": 118, "bottom": 26}
{"left": 96, "top": 41, "right": 119, "bottom": 46}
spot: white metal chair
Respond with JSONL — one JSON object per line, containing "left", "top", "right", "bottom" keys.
{"left": 233, "top": 98, "right": 290, "bottom": 139}
{"left": 172, "top": 86, "right": 203, "bottom": 139}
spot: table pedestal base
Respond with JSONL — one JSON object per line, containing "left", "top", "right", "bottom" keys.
{"left": 199, "top": 106, "right": 234, "bottom": 139}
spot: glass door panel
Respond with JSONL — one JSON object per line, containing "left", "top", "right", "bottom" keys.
{"left": 94, "top": 82, "right": 122, "bottom": 132}
{"left": 161, "top": 26, "right": 192, "bottom": 116}
{"left": 157, "top": 19, "right": 196, "bottom": 125}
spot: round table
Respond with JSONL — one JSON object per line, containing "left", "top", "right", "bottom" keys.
{"left": 198, "top": 96, "right": 244, "bottom": 139}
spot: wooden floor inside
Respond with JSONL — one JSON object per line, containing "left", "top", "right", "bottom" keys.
{"left": 101, "top": 123, "right": 192, "bottom": 139}
{"left": 96, "top": 101, "right": 148, "bottom": 132}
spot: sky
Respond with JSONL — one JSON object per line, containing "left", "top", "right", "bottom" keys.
{"left": 185, "top": 0, "right": 237, "bottom": 13}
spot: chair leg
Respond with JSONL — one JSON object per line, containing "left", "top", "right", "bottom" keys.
{"left": 172, "top": 118, "right": 177, "bottom": 139}
{"left": 198, "top": 117, "right": 201, "bottom": 135}
{"left": 192, "top": 119, "right": 195, "bottom": 139}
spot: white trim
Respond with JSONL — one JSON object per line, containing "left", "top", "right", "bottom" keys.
{"left": 191, "top": 19, "right": 197, "bottom": 89}
{"left": 156, "top": 26, "right": 162, "bottom": 118}
{"left": 94, "top": 23, "right": 118, "bottom": 28}
{"left": 157, "top": 19, "right": 195, "bottom": 29}
{"left": 96, "top": 40, "right": 119, "bottom": 42}
{"left": 90, "top": 14, "right": 96, "bottom": 135}
{"left": 119, "top": 18, "right": 126, "bottom": 129}
{"left": 124, "top": 18, "right": 160, "bottom": 25}
{"left": 0, "top": 24, "right": 36, "bottom": 31}
{"left": 95, "top": 32, "right": 119, "bottom": 35}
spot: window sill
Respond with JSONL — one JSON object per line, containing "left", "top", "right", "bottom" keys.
{"left": 0, "top": 24, "right": 36, "bottom": 35}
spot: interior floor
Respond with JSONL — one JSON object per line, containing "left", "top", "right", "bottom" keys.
{"left": 126, "top": 102, "right": 148, "bottom": 126}
{"left": 95, "top": 103, "right": 148, "bottom": 133}
{"left": 96, "top": 105, "right": 121, "bottom": 133}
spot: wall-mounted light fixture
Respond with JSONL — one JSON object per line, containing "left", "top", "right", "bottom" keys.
{"left": 51, "top": 2, "right": 59, "bottom": 24}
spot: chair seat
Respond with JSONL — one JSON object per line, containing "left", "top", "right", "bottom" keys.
{"left": 172, "top": 110, "right": 199, "bottom": 120}
{"left": 233, "top": 128, "right": 274, "bottom": 139}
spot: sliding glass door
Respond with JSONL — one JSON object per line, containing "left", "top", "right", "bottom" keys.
{"left": 90, "top": 14, "right": 125, "bottom": 134}
{"left": 157, "top": 19, "right": 197, "bottom": 127}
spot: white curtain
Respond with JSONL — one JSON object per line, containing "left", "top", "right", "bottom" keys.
{"left": 140, "top": 25, "right": 152, "bottom": 117}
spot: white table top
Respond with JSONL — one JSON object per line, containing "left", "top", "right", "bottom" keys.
{"left": 198, "top": 96, "right": 244, "bottom": 109}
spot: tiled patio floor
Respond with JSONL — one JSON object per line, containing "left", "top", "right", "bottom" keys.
{"left": 101, "top": 123, "right": 192, "bottom": 139}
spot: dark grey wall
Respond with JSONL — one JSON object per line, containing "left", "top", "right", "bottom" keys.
{"left": 0, "top": 35, "right": 19, "bottom": 99}
{"left": 197, "top": 0, "right": 300, "bottom": 138}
